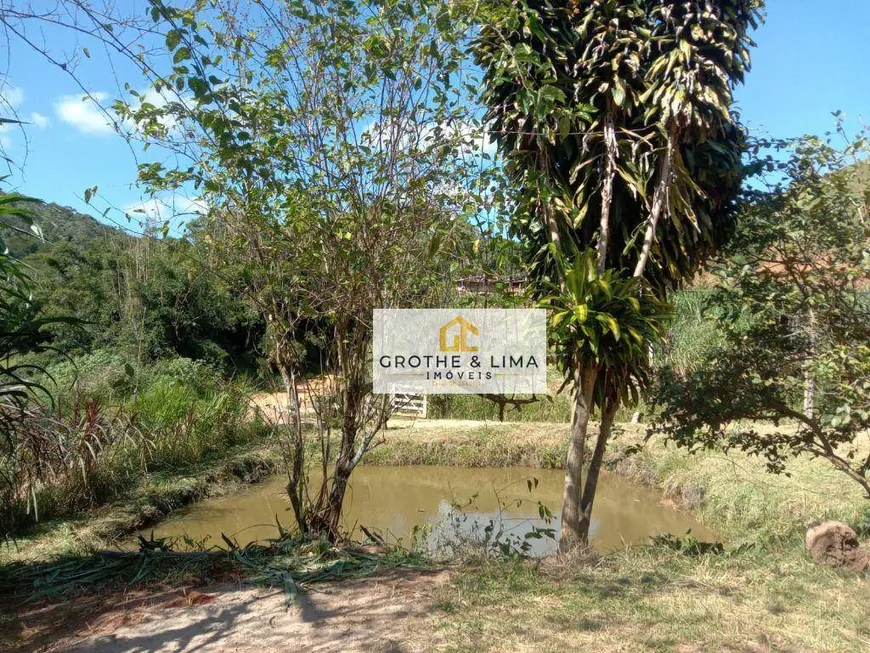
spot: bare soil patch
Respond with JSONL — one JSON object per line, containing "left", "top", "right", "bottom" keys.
{"left": 5, "top": 569, "right": 448, "bottom": 653}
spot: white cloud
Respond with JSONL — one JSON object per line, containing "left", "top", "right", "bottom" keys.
{"left": 0, "top": 84, "right": 50, "bottom": 148}
{"left": 1, "top": 84, "right": 24, "bottom": 109}
{"left": 55, "top": 92, "right": 115, "bottom": 135}
{"left": 29, "top": 112, "right": 49, "bottom": 129}
{"left": 124, "top": 195, "right": 207, "bottom": 223}
{"left": 361, "top": 119, "right": 496, "bottom": 158}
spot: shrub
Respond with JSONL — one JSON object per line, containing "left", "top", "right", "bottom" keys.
{"left": 1, "top": 373, "right": 265, "bottom": 537}
{"left": 44, "top": 349, "right": 138, "bottom": 403}
{"left": 144, "top": 357, "right": 220, "bottom": 396}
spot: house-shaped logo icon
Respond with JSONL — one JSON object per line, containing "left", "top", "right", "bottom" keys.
{"left": 439, "top": 316, "right": 479, "bottom": 352}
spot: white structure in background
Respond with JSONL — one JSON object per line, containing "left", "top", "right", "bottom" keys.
{"left": 390, "top": 392, "right": 427, "bottom": 418}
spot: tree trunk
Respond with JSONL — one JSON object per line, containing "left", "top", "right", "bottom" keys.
{"left": 321, "top": 458, "right": 352, "bottom": 539}
{"left": 597, "top": 113, "right": 617, "bottom": 274}
{"left": 275, "top": 352, "right": 307, "bottom": 533}
{"left": 577, "top": 397, "right": 619, "bottom": 544}
{"left": 803, "top": 307, "right": 818, "bottom": 418}
{"left": 314, "top": 375, "right": 365, "bottom": 540}
{"left": 634, "top": 130, "right": 675, "bottom": 278}
{"left": 559, "top": 363, "right": 598, "bottom": 552}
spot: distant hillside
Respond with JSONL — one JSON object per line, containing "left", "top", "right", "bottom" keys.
{"left": 1, "top": 201, "right": 124, "bottom": 258}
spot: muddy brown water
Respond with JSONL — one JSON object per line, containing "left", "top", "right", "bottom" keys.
{"left": 136, "top": 465, "right": 715, "bottom": 556}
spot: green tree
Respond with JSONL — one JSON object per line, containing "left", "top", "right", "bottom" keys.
{"left": 475, "top": 0, "right": 759, "bottom": 549}
{"left": 15, "top": 219, "right": 260, "bottom": 371}
{"left": 0, "top": 190, "right": 48, "bottom": 416}
{"left": 116, "top": 0, "right": 489, "bottom": 538}
{"left": 650, "top": 126, "right": 870, "bottom": 498}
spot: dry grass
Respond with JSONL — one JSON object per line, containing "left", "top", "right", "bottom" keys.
{"left": 427, "top": 549, "right": 870, "bottom": 652}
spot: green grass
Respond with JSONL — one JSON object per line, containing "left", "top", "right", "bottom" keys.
{"left": 2, "top": 365, "right": 271, "bottom": 538}
{"left": 430, "top": 547, "right": 870, "bottom": 652}
{"left": 416, "top": 422, "right": 870, "bottom": 651}
{"left": 608, "top": 430, "right": 870, "bottom": 547}
{"left": 370, "top": 424, "right": 569, "bottom": 468}
{"left": 0, "top": 533, "right": 428, "bottom": 605}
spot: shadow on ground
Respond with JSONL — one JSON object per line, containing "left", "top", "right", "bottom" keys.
{"left": 2, "top": 568, "right": 447, "bottom": 653}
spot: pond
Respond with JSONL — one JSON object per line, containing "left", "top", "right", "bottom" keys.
{"left": 137, "top": 465, "right": 715, "bottom": 556}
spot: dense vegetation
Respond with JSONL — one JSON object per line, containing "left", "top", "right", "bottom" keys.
{"left": 0, "top": 193, "right": 509, "bottom": 540}
{"left": 0, "top": 196, "right": 277, "bottom": 538}
{"left": 2, "top": 202, "right": 263, "bottom": 370}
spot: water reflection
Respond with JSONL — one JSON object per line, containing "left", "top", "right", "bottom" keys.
{"left": 138, "top": 465, "right": 715, "bottom": 556}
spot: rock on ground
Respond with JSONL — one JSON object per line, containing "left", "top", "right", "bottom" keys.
{"left": 805, "top": 521, "right": 869, "bottom": 572}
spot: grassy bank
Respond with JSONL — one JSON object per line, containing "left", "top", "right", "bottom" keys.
{"left": 430, "top": 546, "right": 870, "bottom": 651}
{"left": 372, "top": 420, "right": 570, "bottom": 468}
{"left": 5, "top": 418, "right": 870, "bottom": 651}
{"left": 2, "top": 354, "right": 276, "bottom": 545}
{"left": 376, "top": 420, "right": 869, "bottom": 547}
{"left": 14, "top": 418, "right": 866, "bottom": 560}
{"left": 1, "top": 443, "right": 281, "bottom": 562}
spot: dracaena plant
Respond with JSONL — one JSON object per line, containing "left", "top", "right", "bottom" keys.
{"left": 542, "top": 248, "right": 672, "bottom": 406}
{"left": 539, "top": 247, "right": 671, "bottom": 544}
{"left": 475, "top": 0, "right": 760, "bottom": 549}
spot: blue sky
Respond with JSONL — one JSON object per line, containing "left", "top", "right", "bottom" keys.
{"left": 0, "top": 0, "right": 868, "bottom": 234}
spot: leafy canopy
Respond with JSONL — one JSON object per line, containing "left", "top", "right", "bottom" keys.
{"left": 474, "top": 0, "right": 760, "bottom": 295}
{"left": 650, "top": 125, "right": 870, "bottom": 495}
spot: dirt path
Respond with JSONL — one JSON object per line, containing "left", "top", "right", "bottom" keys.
{"left": 10, "top": 569, "right": 448, "bottom": 653}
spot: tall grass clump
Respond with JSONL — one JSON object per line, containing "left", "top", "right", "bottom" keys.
{"left": 1, "top": 398, "right": 142, "bottom": 536}
{"left": 133, "top": 377, "right": 256, "bottom": 471}
{"left": 1, "top": 356, "right": 267, "bottom": 539}
{"left": 653, "top": 290, "right": 723, "bottom": 375}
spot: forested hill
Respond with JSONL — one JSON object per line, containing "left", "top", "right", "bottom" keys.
{"left": 2, "top": 200, "right": 124, "bottom": 258}
{"left": 5, "top": 196, "right": 264, "bottom": 372}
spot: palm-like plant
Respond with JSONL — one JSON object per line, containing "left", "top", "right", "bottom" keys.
{"left": 574, "top": 1, "right": 647, "bottom": 274}
{"left": 475, "top": 0, "right": 760, "bottom": 549}
{"left": 540, "top": 248, "right": 671, "bottom": 544}
{"left": 0, "top": 189, "right": 48, "bottom": 419}
{"left": 634, "top": 0, "right": 759, "bottom": 279}
{"left": 544, "top": 250, "right": 672, "bottom": 402}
